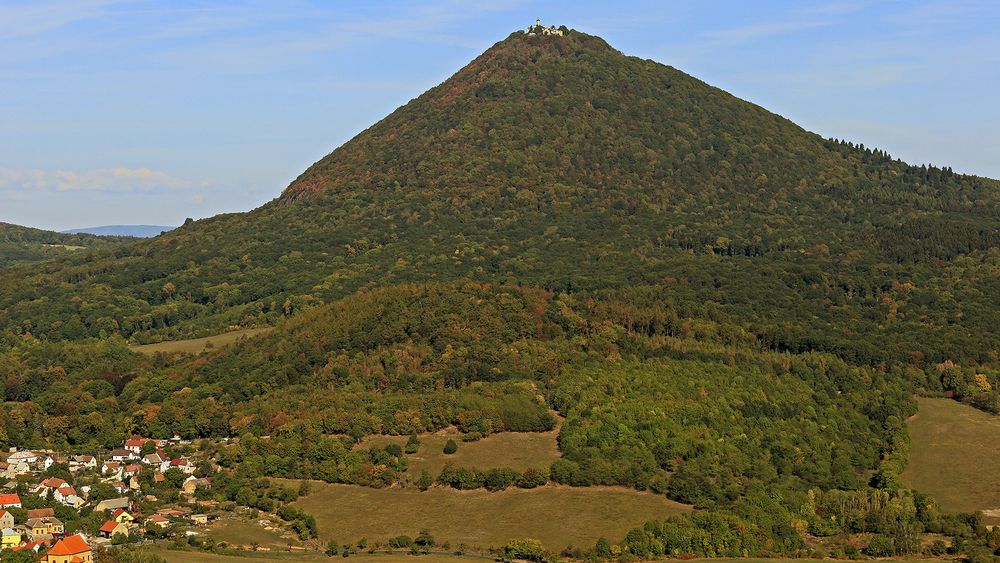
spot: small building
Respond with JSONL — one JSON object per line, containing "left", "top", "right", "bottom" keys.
{"left": 6, "top": 451, "right": 39, "bottom": 465}
{"left": 108, "top": 449, "right": 133, "bottom": 462}
{"left": 1, "top": 526, "right": 19, "bottom": 549}
{"left": 170, "top": 457, "right": 195, "bottom": 474}
{"left": 54, "top": 486, "right": 84, "bottom": 508}
{"left": 0, "top": 508, "right": 14, "bottom": 528}
{"left": 43, "top": 534, "right": 92, "bottom": 563}
{"left": 124, "top": 435, "right": 164, "bottom": 455}
{"left": 13, "top": 537, "right": 52, "bottom": 554}
{"left": 182, "top": 476, "right": 211, "bottom": 495}
{"left": 0, "top": 493, "right": 21, "bottom": 508}
{"left": 33, "top": 477, "right": 68, "bottom": 496}
{"left": 94, "top": 497, "right": 130, "bottom": 513}
{"left": 26, "top": 507, "right": 55, "bottom": 519}
{"left": 99, "top": 519, "right": 129, "bottom": 539}
{"left": 526, "top": 18, "right": 564, "bottom": 36}
{"left": 69, "top": 456, "right": 97, "bottom": 472}
{"left": 146, "top": 514, "right": 170, "bottom": 529}
{"left": 101, "top": 461, "right": 122, "bottom": 477}
{"left": 112, "top": 508, "right": 135, "bottom": 523}
{"left": 189, "top": 513, "right": 210, "bottom": 525}
{"left": 26, "top": 516, "right": 64, "bottom": 539}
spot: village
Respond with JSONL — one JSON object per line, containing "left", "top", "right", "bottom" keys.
{"left": 0, "top": 435, "right": 216, "bottom": 560}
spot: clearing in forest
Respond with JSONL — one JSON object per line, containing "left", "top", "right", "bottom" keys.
{"left": 291, "top": 483, "right": 691, "bottom": 550}
{"left": 360, "top": 426, "right": 560, "bottom": 477}
{"left": 903, "top": 397, "right": 1000, "bottom": 523}
{"left": 129, "top": 327, "right": 273, "bottom": 355}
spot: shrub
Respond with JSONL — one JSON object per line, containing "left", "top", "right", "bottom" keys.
{"left": 594, "top": 537, "right": 612, "bottom": 558}
{"left": 926, "top": 539, "right": 947, "bottom": 556}
{"left": 405, "top": 434, "right": 421, "bottom": 454}
{"left": 517, "top": 467, "right": 549, "bottom": 488}
{"left": 502, "top": 538, "right": 549, "bottom": 562}
{"left": 549, "top": 459, "right": 579, "bottom": 484}
{"left": 415, "top": 529, "right": 435, "bottom": 546}
{"left": 461, "top": 432, "right": 483, "bottom": 442}
{"left": 389, "top": 535, "right": 413, "bottom": 548}
{"left": 864, "top": 535, "right": 894, "bottom": 557}
{"left": 384, "top": 444, "right": 403, "bottom": 457}
{"left": 443, "top": 439, "right": 458, "bottom": 454}
{"left": 416, "top": 470, "right": 434, "bottom": 491}
{"left": 484, "top": 467, "right": 519, "bottom": 491}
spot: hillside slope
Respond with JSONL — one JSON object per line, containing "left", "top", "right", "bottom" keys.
{"left": 0, "top": 29, "right": 997, "bottom": 367}
{"left": 0, "top": 221, "right": 137, "bottom": 268}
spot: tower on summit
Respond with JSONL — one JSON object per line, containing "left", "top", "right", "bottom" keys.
{"left": 527, "top": 18, "right": 564, "bottom": 36}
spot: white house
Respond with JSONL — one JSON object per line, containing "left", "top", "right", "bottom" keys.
{"left": 69, "top": 455, "right": 97, "bottom": 472}
{"left": 7, "top": 450, "right": 39, "bottom": 465}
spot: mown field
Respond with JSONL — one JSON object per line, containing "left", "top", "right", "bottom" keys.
{"left": 290, "top": 483, "right": 691, "bottom": 550}
{"left": 148, "top": 549, "right": 478, "bottom": 562}
{"left": 206, "top": 517, "right": 294, "bottom": 549}
{"left": 360, "top": 428, "right": 560, "bottom": 477}
{"left": 130, "top": 327, "right": 273, "bottom": 355}
{"left": 903, "top": 397, "right": 1000, "bottom": 523}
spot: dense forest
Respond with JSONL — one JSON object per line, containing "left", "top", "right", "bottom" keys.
{"left": 0, "top": 222, "right": 136, "bottom": 267}
{"left": 1, "top": 27, "right": 999, "bottom": 559}
{"left": 1, "top": 282, "right": 995, "bottom": 557}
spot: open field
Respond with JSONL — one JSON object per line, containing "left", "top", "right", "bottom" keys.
{"left": 148, "top": 549, "right": 481, "bottom": 563}
{"left": 147, "top": 548, "right": 948, "bottom": 563}
{"left": 361, "top": 428, "right": 560, "bottom": 477}
{"left": 130, "top": 327, "right": 273, "bottom": 355}
{"left": 207, "top": 517, "right": 294, "bottom": 549}
{"left": 902, "top": 397, "right": 1000, "bottom": 523}
{"left": 291, "top": 483, "right": 691, "bottom": 550}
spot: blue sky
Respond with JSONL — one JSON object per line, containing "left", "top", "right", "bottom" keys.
{"left": 1, "top": 0, "right": 998, "bottom": 231}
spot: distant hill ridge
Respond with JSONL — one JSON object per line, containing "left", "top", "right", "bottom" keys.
{"left": 62, "top": 225, "right": 175, "bottom": 238}
{"left": 0, "top": 221, "right": 137, "bottom": 268}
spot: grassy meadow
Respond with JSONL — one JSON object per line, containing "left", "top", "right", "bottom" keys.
{"left": 130, "top": 327, "right": 273, "bottom": 355}
{"left": 206, "top": 517, "right": 295, "bottom": 550}
{"left": 148, "top": 549, "right": 480, "bottom": 562}
{"left": 148, "top": 547, "right": 951, "bottom": 563}
{"left": 903, "top": 398, "right": 1000, "bottom": 523}
{"left": 290, "top": 483, "right": 691, "bottom": 550}
{"left": 360, "top": 428, "right": 561, "bottom": 477}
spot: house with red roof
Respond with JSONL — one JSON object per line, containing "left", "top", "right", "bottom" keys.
{"left": 12, "top": 537, "right": 52, "bottom": 553}
{"left": 33, "top": 477, "right": 68, "bottom": 498}
{"left": 111, "top": 508, "right": 134, "bottom": 523}
{"left": 27, "top": 508, "right": 55, "bottom": 519}
{"left": 68, "top": 455, "right": 96, "bottom": 472}
{"left": 0, "top": 493, "right": 21, "bottom": 508}
{"left": 99, "top": 519, "right": 129, "bottom": 539}
{"left": 43, "top": 533, "right": 92, "bottom": 563}
{"left": 124, "top": 435, "right": 164, "bottom": 455}
{"left": 54, "top": 485, "right": 84, "bottom": 508}
{"left": 170, "top": 457, "right": 195, "bottom": 474}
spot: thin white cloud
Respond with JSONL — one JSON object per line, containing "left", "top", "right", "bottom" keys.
{"left": 706, "top": 20, "right": 829, "bottom": 45}
{"left": 0, "top": 166, "right": 192, "bottom": 193}
{"left": 0, "top": 0, "right": 132, "bottom": 39}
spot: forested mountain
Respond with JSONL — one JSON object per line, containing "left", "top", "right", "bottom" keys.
{"left": 0, "top": 221, "right": 137, "bottom": 268}
{"left": 2, "top": 27, "right": 1000, "bottom": 558}
{"left": 0, "top": 29, "right": 996, "bottom": 368}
